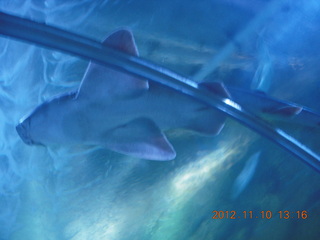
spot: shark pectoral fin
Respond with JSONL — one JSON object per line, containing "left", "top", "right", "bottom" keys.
{"left": 264, "top": 105, "right": 303, "bottom": 117}
{"left": 198, "top": 81, "right": 231, "bottom": 98}
{"left": 77, "top": 29, "right": 149, "bottom": 100}
{"left": 104, "top": 118, "right": 176, "bottom": 161}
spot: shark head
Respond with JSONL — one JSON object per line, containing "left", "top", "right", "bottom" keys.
{"left": 16, "top": 92, "right": 78, "bottom": 146}
{"left": 16, "top": 103, "right": 50, "bottom": 146}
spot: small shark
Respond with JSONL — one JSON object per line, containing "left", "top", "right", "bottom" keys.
{"left": 16, "top": 29, "right": 230, "bottom": 161}
{"left": 16, "top": 29, "right": 320, "bottom": 161}
{"left": 231, "top": 151, "right": 260, "bottom": 199}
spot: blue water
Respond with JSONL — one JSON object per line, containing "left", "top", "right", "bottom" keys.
{"left": 1, "top": 0, "right": 320, "bottom": 239}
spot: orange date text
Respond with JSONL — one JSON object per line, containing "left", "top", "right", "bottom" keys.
{"left": 211, "top": 210, "right": 308, "bottom": 219}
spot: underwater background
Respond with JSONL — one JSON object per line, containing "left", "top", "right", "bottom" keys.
{"left": 1, "top": 0, "right": 320, "bottom": 239}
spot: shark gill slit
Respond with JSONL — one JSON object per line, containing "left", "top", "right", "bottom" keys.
{"left": 1, "top": 12, "right": 320, "bottom": 173}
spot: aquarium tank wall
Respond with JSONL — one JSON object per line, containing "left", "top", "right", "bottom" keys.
{"left": 0, "top": 0, "right": 320, "bottom": 239}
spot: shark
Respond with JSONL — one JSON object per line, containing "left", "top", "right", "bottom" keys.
{"left": 16, "top": 29, "right": 230, "bottom": 161}
{"left": 16, "top": 29, "right": 320, "bottom": 161}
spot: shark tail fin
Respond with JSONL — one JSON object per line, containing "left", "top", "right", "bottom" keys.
{"left": 263, "top": 105, "right": 303, "bottom": 117}
{"left": 186, "top": 81, "right": 229, "bottom": 136}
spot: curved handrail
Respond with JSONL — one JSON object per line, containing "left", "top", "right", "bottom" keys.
{"left": 0, "top": 12, "right": 319, "bottom": 173}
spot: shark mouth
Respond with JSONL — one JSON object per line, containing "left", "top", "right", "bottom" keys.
{"left": 16, "top": 122, "right": 34, "bottom": 145}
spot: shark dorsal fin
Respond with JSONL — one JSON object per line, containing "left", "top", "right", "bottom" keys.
{"left": 198, "top": 81, "right": 231, "bottom": 98}
{"left": 102, "top": 29, "right": 139, "bottom": 56}
{"left": 77, "top": 29, "right": 148, "bottom": 100}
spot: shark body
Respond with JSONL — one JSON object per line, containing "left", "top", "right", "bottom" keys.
{"left": 16, "top": 30, "right": 228, "bottom": 160}
{"left": 16, "top": 29, "right": 320, "bottom": 161}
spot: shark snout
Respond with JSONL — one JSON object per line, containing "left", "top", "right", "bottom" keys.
{"left": 16, "top": 120, "right": 34, "bottom": 145}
